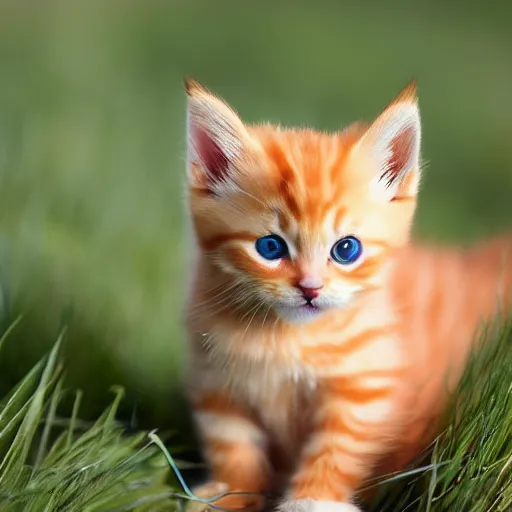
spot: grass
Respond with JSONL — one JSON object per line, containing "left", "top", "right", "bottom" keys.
{"left": 0, "top": 319, "right": 178, "bottom": 511}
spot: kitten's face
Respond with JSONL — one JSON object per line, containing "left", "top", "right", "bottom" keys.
{"left": 185, "top": 80, "right": 421, "bottom": 324}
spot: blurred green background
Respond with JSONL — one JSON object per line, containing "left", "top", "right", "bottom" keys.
{"left": 0, "top": 0, "right": 511, "bottom": 433}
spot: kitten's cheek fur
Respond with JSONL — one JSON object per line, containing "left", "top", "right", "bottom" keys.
{"left": 278, "top": 499, "right": 362, "bottom": 512}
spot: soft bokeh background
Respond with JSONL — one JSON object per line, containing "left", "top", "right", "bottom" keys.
{"left": 0, "top": 0, "right": 511, "bottom": 434}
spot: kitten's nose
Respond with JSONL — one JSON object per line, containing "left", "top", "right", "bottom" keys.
{"left": 297, "top": 283, "right": 323, "bottom": 301}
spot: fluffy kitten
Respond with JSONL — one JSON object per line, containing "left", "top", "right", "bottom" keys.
{"left": 182, "top": 79, "right": 512, "bottom": 512}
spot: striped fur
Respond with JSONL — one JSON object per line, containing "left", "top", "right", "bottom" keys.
{"left": 183, "top": 79, "right": 512, "bottom": 511}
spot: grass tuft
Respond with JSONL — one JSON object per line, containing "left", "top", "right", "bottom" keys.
{"left": 0, "top": 319, "right": 178, "bottom": 512}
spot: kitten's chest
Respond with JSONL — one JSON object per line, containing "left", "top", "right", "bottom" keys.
{"left": 221, "top": 344, "right": 317, "bottom": 453}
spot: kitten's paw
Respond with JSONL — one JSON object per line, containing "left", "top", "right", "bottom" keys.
{"left": 278, "top": 499, "right": 362, "bottom": 512}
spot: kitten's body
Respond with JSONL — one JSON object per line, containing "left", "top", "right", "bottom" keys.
{"left": 183, "top": 82, "right": 512, "bottom": 512}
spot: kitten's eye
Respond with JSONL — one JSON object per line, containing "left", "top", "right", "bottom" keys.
{"left": 331, "top": 236, "right": 363, "bottom": 265}
{"left": 255, "top": 234, "right": 288, "bottom": 261}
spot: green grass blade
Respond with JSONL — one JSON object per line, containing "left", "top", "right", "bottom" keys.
{"left": 0, "top": 315, "right": 23, "bottom": 355}
{"left": 0, "top": 332, "right": 63, "bottom": 487}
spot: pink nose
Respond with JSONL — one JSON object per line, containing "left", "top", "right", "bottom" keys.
{"left": 297, "top": 284, "right": 323, "bottom": 301}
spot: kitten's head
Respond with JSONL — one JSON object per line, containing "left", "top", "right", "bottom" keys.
{"left": 185, "top": 79, "right": 421, "bottom": 324}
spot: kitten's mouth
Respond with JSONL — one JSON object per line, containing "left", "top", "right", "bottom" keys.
{"left": 274, "top": 299, "right": 324, "bottom": 324}
{"left": 295, "top": 301, "right": 322, "bottom": 318}
{"left": 301, "top": 301, "right": 319, "bottom": 312}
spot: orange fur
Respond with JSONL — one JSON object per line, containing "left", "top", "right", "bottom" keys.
{"left": 182, "top": 78, "right": 512, "bottom": 512}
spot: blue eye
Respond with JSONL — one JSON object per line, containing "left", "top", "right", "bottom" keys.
{"left": 255, "top": 234, "right": 288, "bottom": 261}
{"left": 331, "top": 236, "right": 363, "bottom": 265}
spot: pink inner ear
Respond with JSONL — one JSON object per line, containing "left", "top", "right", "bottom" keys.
{"left": 382, "top": 125, "right": 416, "bottom": 187}
{"left": 194, "top": 125, "right": 230, "bottom": 187}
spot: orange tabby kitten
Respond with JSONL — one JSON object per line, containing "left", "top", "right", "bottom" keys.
{"left": 183, "top": 78, "right": 512, "bottom": 512}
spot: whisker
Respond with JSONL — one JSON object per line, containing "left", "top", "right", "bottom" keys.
{"left": 240, "top": 300, "right": 266, "bottom": 340}
{"left": 260, "top": 301, "right": 275, "bottom": 331}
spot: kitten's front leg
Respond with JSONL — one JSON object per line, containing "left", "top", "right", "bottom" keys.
{"left": 279, "top": 370, "right": 400, "bottom": 512}
{"left": 190, "top": 390, "right": 271, "bottom": 511}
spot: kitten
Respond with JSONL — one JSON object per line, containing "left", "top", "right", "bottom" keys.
{"left": 182, "top": 78, "right": 512, "bottom": 512}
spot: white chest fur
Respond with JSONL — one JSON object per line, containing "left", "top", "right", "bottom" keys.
{"left": 206, "top": 333, "right": 317, "bottom": 456}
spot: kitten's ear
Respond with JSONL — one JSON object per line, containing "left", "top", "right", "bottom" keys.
{"left": 355, "top": 80, "right": 421, "bottom": 201}
{"left": 185, "top": 78, "right": 251, "bottom": 195}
